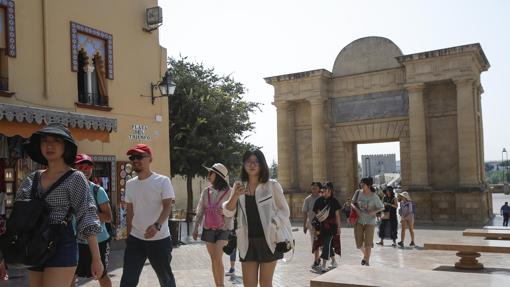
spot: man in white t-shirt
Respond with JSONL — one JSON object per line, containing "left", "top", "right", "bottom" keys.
{"left": 120, "top": 144, "right": 176, "bottom": 287}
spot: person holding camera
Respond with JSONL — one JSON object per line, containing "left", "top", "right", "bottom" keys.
{"left": 192, "top": 163, "right": 233, "bottom": 287}
{"left": 223, "top": 149, "right": 290, "bottom": 287}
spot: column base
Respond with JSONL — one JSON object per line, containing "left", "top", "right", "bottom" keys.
{"left": 455, "top": 252, "right": 484, "bottom": 270}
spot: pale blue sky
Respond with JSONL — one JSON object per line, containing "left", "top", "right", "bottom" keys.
{"left": 160, "top": 0, "right": 509, "bottom": 163}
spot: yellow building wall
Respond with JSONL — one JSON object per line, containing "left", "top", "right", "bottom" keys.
{"left": 4, "top": 0, "right": 170, "bottom": 175}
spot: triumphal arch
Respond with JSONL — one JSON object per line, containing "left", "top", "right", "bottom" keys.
{"left": 265, "top": 37, "right": 491, "bottom": 225}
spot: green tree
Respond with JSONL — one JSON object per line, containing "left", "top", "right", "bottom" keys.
{"left": 270, "top": 160, "right": 278, "bottom": 179}
{"left": 167, "top": 56, "right": 260, "bottom": 224}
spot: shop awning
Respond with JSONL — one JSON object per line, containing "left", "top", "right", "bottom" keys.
{"left": 0, "top": 103, "right": 117, "bottom": 142}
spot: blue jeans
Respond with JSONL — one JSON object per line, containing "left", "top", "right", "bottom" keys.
{"left": 120, "top": 235, "right": 176, "bottom": 287}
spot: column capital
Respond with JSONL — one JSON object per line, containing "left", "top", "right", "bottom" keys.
{"left": 404, "top": 83, "right": 425, "bottom": 93}
{"left": 272, "top": 100, "right": 291, "bottom": 109}
{"left": 453, "top": 77, "right": 475, "bottom": 86}
{"left": 307, "top": 96, "right": 327, "bottom": 106}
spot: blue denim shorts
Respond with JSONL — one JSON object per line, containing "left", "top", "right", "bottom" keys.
{"left": 28, "top": 225, "right": 78, "bottom": 272}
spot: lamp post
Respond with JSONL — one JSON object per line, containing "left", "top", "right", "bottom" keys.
{"left": 503, "top": 148, "right": 508, "bottom": 184}
{"left": 150, "top": 71, "right": 176, "bottom": 104}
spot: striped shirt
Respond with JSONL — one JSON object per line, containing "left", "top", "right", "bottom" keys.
{"left": 15, "top": 170, "right": 101, "bottom": 241}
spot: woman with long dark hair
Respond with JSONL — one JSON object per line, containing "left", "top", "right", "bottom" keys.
{"left": 376, "top": 186, "right": 398, "bottom": 247}
{"left": 312, "top": 182, "right": 341, "bottom": 272}
{"left": 223, "top": 149, "right": 290, "bottom": 287}
{"left": 4, "top": 124, "right": 103, "bottom": 287}
{"left": 192, "top": 163, "right": 233, "bottom": 287}
{"left": 351, "top": 177, "right": 384, "bottom": 266}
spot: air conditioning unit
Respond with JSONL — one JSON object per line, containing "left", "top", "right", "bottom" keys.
{"left": 144, "top": 6, "right": 163, "bottom": 32}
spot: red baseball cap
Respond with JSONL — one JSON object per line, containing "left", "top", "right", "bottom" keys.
{"left": 75, "top": 153, "right": 94, "bottom": 165}
{"left": 127, "top": 144, "right": 152, "bottom": 156}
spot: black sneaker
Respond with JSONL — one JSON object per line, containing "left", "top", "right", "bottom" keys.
{"left": 397, "top": 241, "right": 404, "bottom": 247}
{"left": 376, "top": 241, "right": 383, "bottom": 246}
{"left": 311, "top": 260, "right": 320, "bottom": 269}
{"left": 410, "top": 241, "right": 415, "bottom": 247}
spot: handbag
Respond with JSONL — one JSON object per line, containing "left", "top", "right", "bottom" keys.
{"left": 0, "top": 170, "right": 75, "bottom": 267}
{"left": 270, "top": 182, "right": 294, "bottom": 254}
{"left": 223, "top": 201, "right": 239, "bottom": 255}
{"left": 204, "top": 188, "right": 228, "bottom": 229}
{"left": 348, "top": 190, "right": 360, "bottom": 225}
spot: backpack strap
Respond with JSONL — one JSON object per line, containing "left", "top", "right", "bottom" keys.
{"left": 91, "top": 183, "right": 100, "bottom": 207}
{"left": 215, "top": 188, "right": 229, "bottom": 205}
{"left": 30, "top": 171, "right": 42, "bottom": 199}
{"left": 39, "top": 169, "right": 76, "bottom": 200}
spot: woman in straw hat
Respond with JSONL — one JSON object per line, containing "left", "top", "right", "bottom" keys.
{"left": 3, "top": 123, "right": 103, "bottom": 287}
{"left": 397, "top": 191, "right": 415, "bottom": 247}
{"left": 193, "top": 163, "right": 233, "bottom": 287}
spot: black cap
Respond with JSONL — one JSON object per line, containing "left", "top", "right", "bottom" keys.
{"left": 23, "top": 123, "right": 77, "bottom": 165}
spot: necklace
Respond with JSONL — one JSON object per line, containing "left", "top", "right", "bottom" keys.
{"left": 246, "top": 183, "right": 257, "bottom": 196}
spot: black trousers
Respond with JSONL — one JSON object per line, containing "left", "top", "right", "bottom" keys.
{"left": 120, "top": 235, "right": 176, "bottom": 287}
{"left": 503, "top": 213, "right": 509, "bottom": 227}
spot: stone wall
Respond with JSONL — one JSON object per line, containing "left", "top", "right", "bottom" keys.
{"left": 410, "top": 188, "right": 491, "bottom": 225}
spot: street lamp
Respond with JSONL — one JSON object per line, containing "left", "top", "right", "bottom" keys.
{"left": 503, "top": 148, "right": 508, "bottom": 184}
{"left": 150, "top": 71, "right": 176, "bottom": 104}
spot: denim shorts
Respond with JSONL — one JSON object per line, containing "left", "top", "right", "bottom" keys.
{"left": 201, "top": 229, "right": 230, "bottom": 243}
{"left": 28, "top": 225, "right": 78, "bottom": 272}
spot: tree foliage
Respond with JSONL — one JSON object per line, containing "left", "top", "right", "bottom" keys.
{"left": 167, "top": 56, "right": 260, "bottom": 216}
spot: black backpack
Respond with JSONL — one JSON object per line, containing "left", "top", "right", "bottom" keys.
{"left": 0, "top": 170, "right": 75, "bottom": 267}
{"left": 91, "top": 184, "right": 115, "bottom": 240}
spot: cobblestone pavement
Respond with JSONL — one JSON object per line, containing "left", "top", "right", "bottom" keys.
{"left": 2, "top": 193, "right": 510, "bottom": 286}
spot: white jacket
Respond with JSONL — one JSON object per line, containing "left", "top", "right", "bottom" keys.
{"left": 222, "top": 179, "right": 291, "bottom": 259}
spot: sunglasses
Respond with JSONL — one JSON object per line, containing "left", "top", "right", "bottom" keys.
{"left": 129, "top": 154, "right": 149, "bottom": 161}
{"left": 77, "top": 164, "right": 93, "bottom": 171}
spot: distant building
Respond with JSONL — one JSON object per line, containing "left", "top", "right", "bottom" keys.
{"left": 361, "top": 154, "right": 397, "bottom": 178}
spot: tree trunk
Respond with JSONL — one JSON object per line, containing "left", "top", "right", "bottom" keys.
{"left": 186, "top": 174, "right": 193, "bottom": 236}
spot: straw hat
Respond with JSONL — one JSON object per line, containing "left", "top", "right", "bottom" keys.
{"left": 203, "top": 163, "right": 229, "bottom": 183}
{"left": 399, "top": 191, "right": 412, "bottom": 201}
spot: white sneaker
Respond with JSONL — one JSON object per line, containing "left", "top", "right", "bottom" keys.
{"left": 330, "top": 261, "right": 338, "bottom": 269}
{"left": 225, "top": 268, "right": 235, "bottom": 276}
{"left": 319, "top": 266, "right": 328, "bottom": 273}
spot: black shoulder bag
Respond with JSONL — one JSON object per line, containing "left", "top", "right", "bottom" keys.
{"left": 0, "top": 170, "right": 75, "bottom": 267}
{"left": 223, "top": 201, "right": 239, "bottom": 255}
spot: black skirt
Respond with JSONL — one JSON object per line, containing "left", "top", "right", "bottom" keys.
{"left": 240, "top": 237, "right": 283, "bottom": 263}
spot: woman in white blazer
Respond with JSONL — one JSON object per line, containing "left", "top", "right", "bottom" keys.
{"left": 223, "top": 149, "right": 290, "bottom": 287}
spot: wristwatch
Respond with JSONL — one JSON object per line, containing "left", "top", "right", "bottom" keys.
{"left": 153, "top": 222, "right": 162, "bottom": 231}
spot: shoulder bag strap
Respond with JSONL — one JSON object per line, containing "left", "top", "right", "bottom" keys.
{"left": 207, "top": 187, "right": 211, "bottom": 205}
{"left": 41, "top": 170, "right": 76, "bottom": 200}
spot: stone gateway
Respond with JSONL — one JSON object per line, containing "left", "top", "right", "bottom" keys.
{"left": 265, "top": 37, "right": 491, "bottom": 225}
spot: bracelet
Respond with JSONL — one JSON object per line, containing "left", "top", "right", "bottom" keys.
{"left": 153, "top": 222, "right": 162, "bottom": 231}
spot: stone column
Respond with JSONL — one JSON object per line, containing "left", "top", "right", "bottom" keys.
{"left": 308, "top": 97, "right": 327, "bottom": 182}
{"left": 406, "top": 83, "right": 429, "bottom": 187}
{"left": 455, "top": 78, "right": 480, "bottom": 186}
{"left": 274, "top": 101, "right": 292, "bottom": 189}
